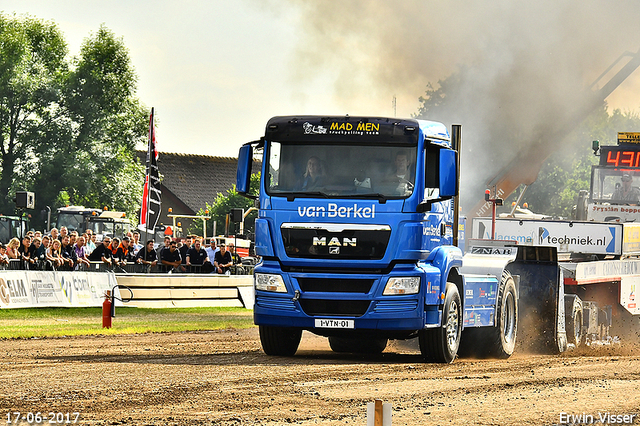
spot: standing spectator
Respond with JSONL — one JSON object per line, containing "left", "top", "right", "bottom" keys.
{"left": 18, "top": 236, "right": 32, "bottom": 269}
{"left": 179, "top": 236, "right": 193, "bottom": 267}
{"left": 88, "top": 237, "right": 113, "bottom": 267}
{"left": 109, "top": 237, "right": 125, "bottom": 268}
{"left": 186, "top": 239, "right": 211, "bottom": 272}
{"left": 205, "top": 238, "right": 219, "bottom": 262}
{"left": 74, "top": 236, "right": 91, "bottom": 268}
{"left": 60, "top": 235, "right": 76, "bottom": 270}
{"left": 6, "top": 238, "right": 20, "bottom": 260}
{"left": 0, "top": 243, "right": 9, "bottom": 267}
{"left": 36, "top": 236, "right": 50, "bottom": 265}
{"left": 46, "top": 239, "right": 64, "bottom": 270}
{"left": 86, "top": 232, "right": 97, "bottom": 254}
{"left": 161, "top": 240, "right": 182, "bottom": 272}
{"left": 227, "top": 243, "right": 244, "bottom": 275}
{"left": 118, "top": 236, "right": 136, "bottom": 263}
{"left": 136, "top": 240, "right": 158, "bottom": 268}
{"left": 157, "top": 236, "right": 171, "bottom": 260}
{"left": 214, "top": 243, "right": 233, "bottom": 275}
{"left": 49, "top": 228, "right": 59, "bottom": 241}
{"left": 27, "top": 237, "right": 42, "bottom": 269}
{"left": 131, "top": 231, "right": 143, "bottom": 255}
{"left": 59, "top": 226, "right": 69, "bottom": 240}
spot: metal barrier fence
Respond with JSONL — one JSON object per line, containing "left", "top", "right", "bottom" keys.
{"left": 0, "top": 258, "right": 256, "bottom": 275}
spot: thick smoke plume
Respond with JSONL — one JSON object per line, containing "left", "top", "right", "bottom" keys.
{"left": 271, "top": 0, "right": 640, "bottom": 211}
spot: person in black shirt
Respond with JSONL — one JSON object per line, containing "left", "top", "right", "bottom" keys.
{"left": 161, "top": 241, "right": 182, "bottom": 272}
{"left": 186, "top": 239, "right": 212, "bottom": 273}
{"left": 179, "top": 236, "right": 192, "bottom": 267}
{"left": 60, "top": 235, "right": 76, "bottom": 270}
{"left": 88, "top": 237, "right": 113, "bottom": 267}
{"left": 214, "top": 243, "right": 233, "bottom": 274}
{"left": 18, "top": 236, "right": 32, "bottom": 269}
{"left": 136, "top": 240, "right": 158, "bottom": 268}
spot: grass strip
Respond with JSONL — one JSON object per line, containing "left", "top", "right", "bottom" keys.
{"left": 0, "top": 307, "right": 254, "bottom": 339}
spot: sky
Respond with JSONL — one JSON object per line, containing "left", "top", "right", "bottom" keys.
{"left": 3, "top": 0, "right": 640, "bottom": 162}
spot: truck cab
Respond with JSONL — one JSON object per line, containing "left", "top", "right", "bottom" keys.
{"left": 237, "top": 116, "right": 519, "bottom": 362}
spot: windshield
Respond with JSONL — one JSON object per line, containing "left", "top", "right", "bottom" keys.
{"left": 591, "top": 166, "right": 640, "bottom": 203}
{"left": 57, "top": 213, "right": 84, "bottom": 233}
{"left": 267, "top": 142, "right": 417, "bottom": 198}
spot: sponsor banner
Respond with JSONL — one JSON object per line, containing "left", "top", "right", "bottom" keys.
{"left": 575, "top": 259, "right": 640, "bottom": 281}
{"left": 472, "top": 218, "right": 622, "bottom": 255}
{"left": 0, "top": 271, "right": 119, "bottom": 309}
{"left": 587, "top": 203, "right": 640, "bottom": 223}
{"left": 620, "top": 276, "right": 640, "bottom": 315}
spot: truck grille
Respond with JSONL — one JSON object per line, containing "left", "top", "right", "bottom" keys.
{"left": 299, "top": 299, "right": 371, "bottom": 317}
{"left": 297, "top": 278, "right": 374, "bottom": 293}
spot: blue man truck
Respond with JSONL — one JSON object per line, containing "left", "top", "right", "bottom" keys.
{"left": 236, "top": 116, "right": 564, "bottom": 363}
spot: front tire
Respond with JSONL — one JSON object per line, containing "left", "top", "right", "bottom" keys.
{"left": 565, "top": 297, "right": 584, "bottom": 347}
{"left": 259, "top": 325, "right": 302, "bottom": 356}
{"left": 419, "top": 282, "right": 462, "bottom": 363}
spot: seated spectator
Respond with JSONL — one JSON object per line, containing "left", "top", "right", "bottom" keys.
{"left": 88, "top": 237, "right": 113, "bottom": 267}
{"left": 186, "top": 239, "right": 212, "bottom": 273}
{"left": 74, "top": 236, "right": 91, "bottom": 269}
{"left": 136, "top": 240, "right": 158, "bottom": 268}
{"left": 6, "top": 238, "right": 20, "bottom": 260}
{"left": 214, "top": 243, "right": 233, "bottom": 275}
{"left": 157, "top": 236, "right": 171, "bottom": 260}
{"left": 46, "top": 239, "right": 65, "bottom": 270}
{"left": 161, "top": 240, "right": 182, "bottom": 272}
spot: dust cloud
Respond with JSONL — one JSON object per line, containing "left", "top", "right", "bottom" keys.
{"left": 259, "top": 0, "right": 640, "bottom": 210}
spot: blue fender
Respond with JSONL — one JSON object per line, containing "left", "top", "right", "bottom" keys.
{"left": 426, "top": 245, "right": 463, "bottom": 301}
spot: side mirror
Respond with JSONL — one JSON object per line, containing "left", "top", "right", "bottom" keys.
{"left": 236, "top": 144, "right": 254, "bottom": 198}
{"left": 439, "top": 148, "right": 458, "bottom": 197}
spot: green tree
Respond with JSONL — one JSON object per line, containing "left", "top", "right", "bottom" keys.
{"left": 0, "top": 13, "right": 68, "bottom": 212}
{"left": 189, "top": 173, "right": 260, "bottom": 237}
{"left": 0, "top": 15, "right": 147, "bottom": 230}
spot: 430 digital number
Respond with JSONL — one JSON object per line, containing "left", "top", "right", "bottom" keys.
{"left": 6, "top": 412, "right": 80, "bottom": 424}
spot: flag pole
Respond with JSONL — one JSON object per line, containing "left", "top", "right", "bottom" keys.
{"left": 146, "top": 107, "right": 154, "bottom": 241}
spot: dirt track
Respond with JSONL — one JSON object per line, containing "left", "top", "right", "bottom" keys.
{"left": 1, "top": 328, "right": 639, "bottom": 426}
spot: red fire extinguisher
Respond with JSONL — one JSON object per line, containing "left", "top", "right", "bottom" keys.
{"left": 102, "top": 290, "right": 112, "bottom": 329}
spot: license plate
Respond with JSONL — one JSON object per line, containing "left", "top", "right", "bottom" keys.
{"left": 314, "top": 319, "right": 355, "bottom": 329}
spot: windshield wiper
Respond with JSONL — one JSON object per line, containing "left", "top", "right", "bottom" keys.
{"left": 350, "top": 193, "right": 388, "bottom": 203}
{"left": 285, "top": 191, "right": 330, "bottom": 201}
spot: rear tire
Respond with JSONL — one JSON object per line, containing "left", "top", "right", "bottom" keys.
{"left": 485, "top": 271, "right": 518, "bottom": 358}
{"left": 565, "top": 298, "right": 584, "bottom": 347}
{"left": 259, "top": 325, "right": 302, "bottom": 356}
{"left": 328, "top": 336, "right": 388, "bottom": 354}
{"left": 418, "top": 282, "right": 461, "bottom": 363}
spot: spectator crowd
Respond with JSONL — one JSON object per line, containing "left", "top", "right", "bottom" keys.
{"left": 0, "top": 227, "right": 251, "bottom": 275}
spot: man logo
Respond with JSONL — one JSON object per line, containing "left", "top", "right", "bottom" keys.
{"left": 312, "top": 236, "right": 357, "bottom": 247}
{"left": 329, "top": 247, "right": 340, "bottom": 255}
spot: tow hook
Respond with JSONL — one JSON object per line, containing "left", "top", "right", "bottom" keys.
{"left": 292, "top": 290, "right": 301, "bottom": 302}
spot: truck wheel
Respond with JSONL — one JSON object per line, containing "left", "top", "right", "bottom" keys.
{"left": 418, "top": 282, "right": 461, "bottom": 363}
{"left": 485, "top": 271, "right": 518, "bottom": 358}
{"left": 565, "top": 298, "right": 584, "bottom": 347}
{"left": 328, "top": 336, "right": 388, "bottom": 354}
{"left": 259, "top": 325, "right": 302, "bottom": 356}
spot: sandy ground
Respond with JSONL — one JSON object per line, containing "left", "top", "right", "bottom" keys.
{"left": 1, "top": 328, "right": 639, "bottom": 426}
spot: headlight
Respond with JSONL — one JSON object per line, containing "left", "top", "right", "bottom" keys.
{"left": 383, "top": 277, "right": 420, "bottom": 295}
{"left": 255, "top": 273, "right": 287, "bottom": 292}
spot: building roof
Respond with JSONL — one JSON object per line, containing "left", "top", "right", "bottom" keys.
{"left": 137, "top": 151, "right": 260, "bottom": 215}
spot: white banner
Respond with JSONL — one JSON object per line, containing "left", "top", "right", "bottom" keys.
{"left": 0, "top": 271, "right": 120, "bottom": 309}
{"left": 472, "top": 218, "right": 622, "bottom": 255}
